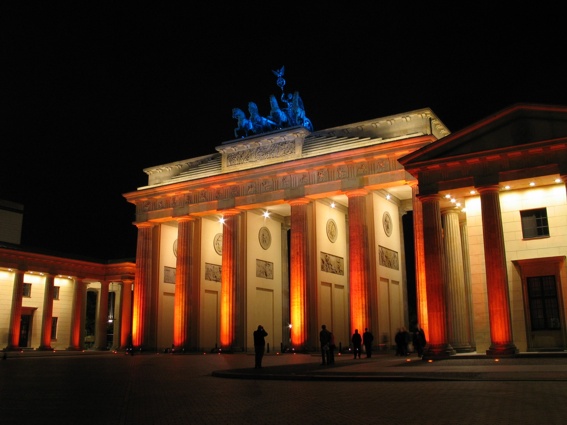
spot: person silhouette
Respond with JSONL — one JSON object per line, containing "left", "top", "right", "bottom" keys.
{"left": 253, "top": 325, "right": 268, "bottom": 368}
{"left": 363, "top": 328, "right": 374, "bottom": 358}
{"left": 319, "top": 324, "right": 332, "bottom": 365}
{"left": 352, "top": 329, "right": 362, "bottom": 359}
{"left": 412, "top": 323, "right": 427, "bottom": 358}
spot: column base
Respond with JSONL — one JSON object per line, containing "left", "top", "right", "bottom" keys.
{"left": 422, "top": 343, "right": 456, "bottom": 360}
{"left": 452, "top": 343, "right": 476, "bottom": 353}
{"left": 37, "top": 346, "right": 54, "bottom": 351}
{"left": 486, "top": 344, "right": 519, "bottom": 357}
{"left": 3, "top": 346, "right": 23, "bottom": 352}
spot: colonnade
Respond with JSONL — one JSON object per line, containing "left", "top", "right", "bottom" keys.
{"left": 131, "top": 191, "right": 391, "bottom": 353}
{"left": 418, "top": 183, "right": 520, "bottom": 357}
{"left": 4, "top": 268, "right": 133, "bottom": 352}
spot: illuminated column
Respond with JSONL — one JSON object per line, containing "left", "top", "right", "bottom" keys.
{"left": 119, "top": 279, "right": 133, "bottom": 349}
{"left": 460, "top": 218, "right": 476, "bottom": 350}
{"left": 442, "top": 209, "right": 473, "bottom": 352}
{"left": 419, "top": 194, "right": 454, "bottom": 358}
{"left": 561, "top": 173, "right": 567, "bottom": 198}
{"left": 6, "top": 270, "right": 25, "bottom": 350}
{"left": 347, "top": 190, "right": 371, "bottom": 334}
{"left": 68, "top": 278, "right": 86, "bottom": 350}
{"left": 132, "top": 222, "right": 154, "bottom": 349}
{"left": 289, "top": 199, "right": 310, "bottom": 348}
{"left": 411, "top": 183, "right": 428, "bottom": 336}
{"left": 95, "top": 281, "right": 110, "bottom": 350}
{"left": 173, "top": 217, "right": 196, "bottom": 351}
{"left": 220, "top": 210, "right": 239, "bottom": 349}
{"left": 477, "top": 185, "right": 518, "bottom": 356}
{"left": 281, "top": 221, "right": 291, "bottom": 349}
{"left": 38, "top": 274, "right": 55, "bottom": 351}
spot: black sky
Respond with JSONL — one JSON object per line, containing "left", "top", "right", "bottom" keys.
{"left": 3, "top": 4, "right": 565, "bottom": 260}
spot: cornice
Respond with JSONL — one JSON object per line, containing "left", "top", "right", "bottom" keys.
{"left": 0, "top": 247, "right": 135, "bottom": 281}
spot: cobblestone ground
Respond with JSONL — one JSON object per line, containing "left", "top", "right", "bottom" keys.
{"left": 1, "top": 352, "right": 566, "bottom": 425}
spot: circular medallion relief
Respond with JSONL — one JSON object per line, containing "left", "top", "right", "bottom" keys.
{"left": 173, "top": 239, "right": 178, "bottom": 257}
{"left": 259, "top": 227, "right": 271, "bottom": 250}
{"left": 383, "top": 211, "right": 393, "bottom": 237}
{"left": 326, "top": 219, "right": 338, "bottom": 243}
{"left": 213, "top": 233, "right": 223, "bottom": 255}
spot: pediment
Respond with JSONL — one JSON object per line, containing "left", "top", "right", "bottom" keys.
{"left": 399, "top": 103, "right": 567, "bottom": 166}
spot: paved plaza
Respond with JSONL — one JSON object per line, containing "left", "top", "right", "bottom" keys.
{"left": 1, "top": 349, "right": 567, "bottom": 424}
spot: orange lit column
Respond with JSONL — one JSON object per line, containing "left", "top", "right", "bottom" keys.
{"left": 289, "top": 199, "right": 310, "bottom": 348}
{"left": 419, "top": 194, "right": 454, "bottom": 358}
{"left": 442, "top": 209, "right": 473, "bottom": 352}
{"left": 38, "top": 274, "right": 55, "bottom": 351}
{"left": 173, "top": 217, "right": 197, "bottom": 351}
{"left": 347, "top": 190, "right": 371, "bottom": 334}
{"left": 95, "top": 281, "right": 110, "bottom": 350}
{"left": 6, "top": 270, "right": 25, "bottom": 351}
{"left": 220, "top": 210, "right": 240, "bottom": 350}
{"left": 460, "top": 218, "right": 476, "bottom": 349}
{"left": 411, "top": 183, "right": 429, "bottom": 336}
{"left": 132, "top": 222, "right": 155, "bottom": 350}
{"left": 68, "top": 278, "right": 86, "bottom": 350}
{"left": 119, "top": 279, "right": 133, "bottom": 349}
{"left": 477, "top": 185, "right": 518, "bottom": 356}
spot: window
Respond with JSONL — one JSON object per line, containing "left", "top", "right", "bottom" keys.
{"left": 520, "top": 208, "right": 549, "bottom": 238}
{"left": 23, "top": 283, "right": 32, "bottom": 297}
{"left": 53, "top": 286, "right": 60, "bottom": 300}
{"left": 527, "top": 276, "right": 561, "bottom": 330}
{"left": 51, "top": 317, "right": 58, "bottom": 340}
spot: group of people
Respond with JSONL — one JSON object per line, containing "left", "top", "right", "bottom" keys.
{"left": 321, "top": 325, "right": 375, "bottom": 364}
{"left": 395, "top": 324, "right": 427, "bottom": 357}
{"left": 352, "top": 324, "right": 427, "bottom": 360}
{"left": 253, "top": 322, "right": 427, "bottom": 369}
{"left": 350, "top": 328, "right": 374, "bottom": 359}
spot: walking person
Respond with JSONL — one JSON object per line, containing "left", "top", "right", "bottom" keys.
{"left": 363, "top": 328, "right": 374, "bottom": 358}
{"left": 395, "top": 327, "right": 405, "bottom": 356}
{"left": 351, "top": 329, "right": 362, "bottom": 359}
{"left": 319, "top": 324, "right": 332, "bottom": 365}
{"left": 328, "top": 330, "right": 336, "bottom": 364}
{"left": 395, "top": 326, "right": 410, "bottom": 356}
{"left": 402, "top": 326, "right": 410, "bottom": 356}
{"left": 412, "top": 323, "right": 427, "bottom": 357}
{"left": 253, "top": 325, "right": 268, "bottom": 368}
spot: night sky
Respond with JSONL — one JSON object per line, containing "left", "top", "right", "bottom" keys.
{"left": 3, "top": 5, "right": 565, "bottom": 260}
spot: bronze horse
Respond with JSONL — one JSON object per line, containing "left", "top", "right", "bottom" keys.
{"left": 232, "top": 108, "right": 254, "bottom": 138}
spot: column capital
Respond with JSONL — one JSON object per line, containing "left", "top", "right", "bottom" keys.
{"left": 219, "top": 208, "right": 241, "bottom": 217}
{"left": 176, "top": 216, "right": 196, "bottom": 223}
{"left": 406, "top": 180, "right": 419, "bottom": 189}
{"left": 345, "top": 189, "right": 368, "bottom": 199}
{"left": 440, "top": 207, "right": 463, "bottom": 216}
{"left": 135, "top": 222, "right": 156, "bottom": 230}
{"left": 417, "top": 193, "right": 442, "bottom": 203}
{"left": 476, "top": 184, "right": 501, "bottom": 195}
{"left": 288, "top": 198, "right": 311, "bottom": 207}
